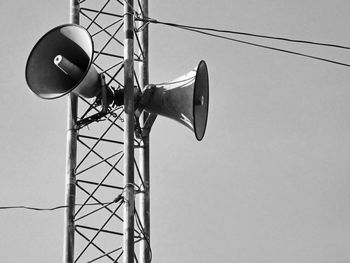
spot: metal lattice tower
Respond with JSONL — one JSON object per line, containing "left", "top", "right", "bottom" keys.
{"left": 63, "top": 0, "right": 150, "bottom": 262}
{"left": 25, "top": 0, "right": 207, "bottom": 261}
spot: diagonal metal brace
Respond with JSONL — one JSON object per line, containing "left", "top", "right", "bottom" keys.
{"left": 75, "top": 74, "right": 113, "bottom": 129}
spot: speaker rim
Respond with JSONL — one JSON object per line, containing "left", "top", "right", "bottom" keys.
{"left": 193, "top": 60, "right": 209, "bottom": 141}
{"left": 25, "top": 23, "right": 94, "bottom": 100}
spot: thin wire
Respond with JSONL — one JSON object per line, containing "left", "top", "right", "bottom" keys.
{"left": 134, "top": 208, "right": 152, "bottom": 262}
{"left": 142, "top": 18, "right": 350, "bottom": 51}
{"left": 147, "top": 19, "right": 350, "bottom": 68}
{"left": 121, "top": 0, "right": 141, "bottom": 17}
{"left": 0, "top": 196, "right": 122, "bottom": 212}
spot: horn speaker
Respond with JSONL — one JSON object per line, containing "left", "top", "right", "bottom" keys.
{"left": 144, "top": 60, "right": 209, "bottom": 141}
{"left": 25, "top": 24, "right": 99, "bottom": 99}
{"left": 25, "top": 24, "right": 209, "bottom": 140}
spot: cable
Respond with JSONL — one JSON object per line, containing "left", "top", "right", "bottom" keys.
{"left": 0, "top": 195, "right": 123, "bottom": 212}
{"left": 140, "top": 17, "right": 350, "bottom": 68}
{"left": 141, "top": 18, "right": 350, "bottom": 51}
{"left": 121, "top": 0, "right": 141, "bottom": 17}
{"left": 181, "top": 26, "right": 350, "bottom": 68}
{"left": 135, "top": 207, "right": 152, "bottom": 262}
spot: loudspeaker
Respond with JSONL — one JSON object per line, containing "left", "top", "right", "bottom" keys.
{"left": 25, "top": 25, "right": 209, "bottom": 140}
{"left": 25, "top": 24, "right": 100, "bottom": 99}
{"left": 143, "top": 60, "right": 209, "bottom": 141}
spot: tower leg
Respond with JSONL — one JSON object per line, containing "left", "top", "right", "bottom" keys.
{"left": 63, "top": 1, "right": 79, "bottom": 263}
{"left": 138, "top": 1, "right": 151, "bottom": 262}
{"left": 123, "top": 1, "right": 136, "bottom": 263}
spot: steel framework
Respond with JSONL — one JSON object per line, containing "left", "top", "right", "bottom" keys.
{"left": 64, "top": 0, "right": 151, "bottom": 262}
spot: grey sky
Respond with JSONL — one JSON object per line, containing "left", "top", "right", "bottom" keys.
{"left": 0, "top": 1, "right": 350, "bottom": 262}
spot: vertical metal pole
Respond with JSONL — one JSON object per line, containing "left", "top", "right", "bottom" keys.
{"left": 123, "top": 1, "right": 135, "bottom": 263}
{"left": 138, "top": 1, "right": 151, "bottom": 263}
{"left": 63, "top": 1, "right": 79, "bottom": 263}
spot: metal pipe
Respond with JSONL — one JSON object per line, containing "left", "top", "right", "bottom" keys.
{"left": 63, "top": 1, "right": 79, "bottom": 263}
{"left": 123, "top": 1, "right": 135, "bottom": 263}
{"left": 138, "top": 1, "right": 151, "bottom": 263}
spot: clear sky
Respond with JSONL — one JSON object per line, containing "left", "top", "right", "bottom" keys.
{"left": 1, "top": 1, "right": 350, "bottom": 262}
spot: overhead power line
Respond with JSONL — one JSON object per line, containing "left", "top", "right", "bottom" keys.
{"left": 175, "top": 25, "right": 350, "bottom": 68}
{"left": 143, "top": 18, "right": 350, "bottom": 50}
{"left": 0, "top": 195, "right": 123, "bottom": 212}
{"left": 137, "top": 16, "right": 350, "bottom": 68}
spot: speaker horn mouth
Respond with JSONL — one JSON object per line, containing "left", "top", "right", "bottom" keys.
{"left": 193, "top": 60, "right": 209, "bottom": 141}
{"left": 25, "top": 24, "right": 95, "bottom": 100}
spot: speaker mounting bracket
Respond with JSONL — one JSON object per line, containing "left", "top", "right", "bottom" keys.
{"left": 134, "top": 85, "right": 158, "bottom": 138}
{"left": 75, "top": 74, "right": 112, "bottom": 129}
{"left": 135, "top": 112, "right": 157, "bottom": 139}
